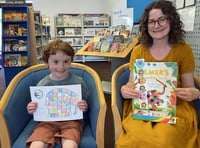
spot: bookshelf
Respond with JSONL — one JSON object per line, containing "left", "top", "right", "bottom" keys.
{"left": 55, "top": 13, "right": 110, "bottom": 62}
{"left": 34, "top": 11, "right": 50, "bottom": 63}
{"left": 1, "top": 5, "right": 30, "bottom": 86}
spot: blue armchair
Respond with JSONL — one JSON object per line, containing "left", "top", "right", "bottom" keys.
{"left": 0, "top": 63, "right": 107, "bottom": 148}
{"left": 111, "top": 63, "right": 200, "bottom": 144}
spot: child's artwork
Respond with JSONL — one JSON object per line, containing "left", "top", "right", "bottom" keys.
{"left": 132, "top": 59, "right": 178, "bottom": 124}
{"left": 30, "top": 84, "right": 82, "bottom": 121}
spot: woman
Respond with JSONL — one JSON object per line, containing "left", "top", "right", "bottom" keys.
{"left": 116, "top": 0, "right": 200, "bottom": 148}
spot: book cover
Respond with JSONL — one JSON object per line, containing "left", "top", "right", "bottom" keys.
{"left": 63, "top": 15, "right": 72, "bottom": 26}
{"left": 113, "top": 35, "right": 124, "bottom": 43}
{"left": 120, "top": 30, "right": 130, "bottom": 38}
{"left": 100, "top": 40, "right": 111, "bottom": 52}
{"left": 118, "top": 43, "right": 127, "bottom": 53}
{"left": 74, "top": 28, "right": 82, "bottom": 35}
{"left": 106, "top": 35, "right": 114, "bottom": 43}
{"left": 64, "top": 28, "right": 74, "bottom": 36}
{"left": 56, "top": 16, "right": 64, "bottom": 26}
{"left": 71, "top": 17, "right": 82, "bottom": 27}
{"left": 132, "top": 59, "right": 178, "bottom": 124}
{"left": 93, "top": 41, "right": 101, "bottom": 52}
{"left": 87, "top": 42, "right": 94, "bottom": 51}
{"left": 110, "top": 42, "right": 119, "bottom": 53}
{"left": 4, "top": 54, "right": 21, "bottom": 67}
{"left": 73, "top": 38, "right": 82, "bottom": 46}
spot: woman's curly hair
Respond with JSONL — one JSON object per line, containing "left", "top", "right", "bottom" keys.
{"left": 139, "top": 0, "right": 185, "bottom": 48}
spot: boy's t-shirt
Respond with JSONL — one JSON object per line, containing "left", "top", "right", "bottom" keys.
{"left": 37, "top": 72, "right": 89, "bottom": 100}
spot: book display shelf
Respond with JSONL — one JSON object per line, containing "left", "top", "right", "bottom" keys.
{"left": 1, "top": 5, "right": 30, "bottom": 86}
{"left": 34, "top": 11, "right": 51, "bottom": 63}
{"left": 76, "top": 25, "right": 139, "bottom": 59}
{"left": 55, "top": 13, "right": 110, "bottom": 62}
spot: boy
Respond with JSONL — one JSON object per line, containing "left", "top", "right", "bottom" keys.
{"left": 26, "top": 39, "right": 89, "bottom": 148}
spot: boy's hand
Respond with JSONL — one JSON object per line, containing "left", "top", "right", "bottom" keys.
{"left": 27, "top": 101, "right": 38, "bottom": 114}
{"left": 77, "top": 100, "right": 88, "bottom": 112}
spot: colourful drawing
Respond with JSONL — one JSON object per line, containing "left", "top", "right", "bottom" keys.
{"left": 30, "top": 85, "right": 83, "bottom": 121}
{"left": 132, "top": 59, "right": 178, "bottom": 124}
{"left": 45, "top": 88, "right": 79, "bottom": 118}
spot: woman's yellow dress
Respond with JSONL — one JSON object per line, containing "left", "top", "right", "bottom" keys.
{"left": 116, "top": 43, "right": 200, "bottom": 148}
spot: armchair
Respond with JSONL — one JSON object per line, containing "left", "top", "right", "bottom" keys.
{"left": 111, "top": 63, "right": 200, "bottom": 144}
{"left": 0, "top": 63, "right": 107, "bottom": 148}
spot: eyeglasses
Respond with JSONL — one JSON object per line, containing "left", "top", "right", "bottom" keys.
{"left": 148, "top": 17, "right": 168, "bottom": 27}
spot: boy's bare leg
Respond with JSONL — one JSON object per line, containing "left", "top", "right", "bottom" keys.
{"left": 30, "top": 141, "right": 48, "bottom": 148}
{"left": 62, "top": 138, "right": 78, "bottom": 148}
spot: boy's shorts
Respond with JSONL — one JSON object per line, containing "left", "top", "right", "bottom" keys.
{"left": 26, "top": 120, "right": 83, "bottom": 148}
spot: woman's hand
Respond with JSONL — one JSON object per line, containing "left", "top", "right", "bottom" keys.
{"left": 174, "top": 87, "right": 200, "bottom": 101}
{"left": 77, "top": 100, "right": 88, "bottom": 112}
{"left": 121, "top": 82, "right": 141, "bottom": 99}
{"left": 26, "top": 101, "right": 38, "bottom": 114}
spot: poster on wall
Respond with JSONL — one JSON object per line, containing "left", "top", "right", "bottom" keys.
{"left": 177, "top": 6, "right": 195, "bottom": 31}
{"left": 176, "top": 0, "right": 185, "bottom": 9}
{"left": 185, "top": 0, "right": 195, "bottom": 7}
{"left": 112, "top": 8, "right": 134, "bottom": 26}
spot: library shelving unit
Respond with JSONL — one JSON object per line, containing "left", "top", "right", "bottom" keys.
{"left": 55, "top": 13, "right": 110, "bottom": 62}
{"left": 34, "top": 11, "right": 51, "bottom": 63}
{"left": 1, "top": 5, "right": 30, "bottom": 86}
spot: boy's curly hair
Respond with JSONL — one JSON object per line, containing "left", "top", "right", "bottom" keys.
{"left": 42, "top": 39, "right": 75, "bottom": 63}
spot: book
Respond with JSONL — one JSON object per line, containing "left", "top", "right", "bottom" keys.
{"left": 73, "top": 38, "right": 82, "bottom": 46}
{"left": 120, "top": 30, "right": 130, "bottom": 38}
{"left": 4, "top": 54, "right": 21, "bottom": 67}
{"left": 100, "top": 40, "right": 111, "bottom": 52}
{"left": 110, "top": 42, "right": 119, "bottom": 53}
{"left": 118, "top": 43, "right": 127, "bottom": 53}
{"left": 64, "top": 28, "right": 74, "bottom": 35}
{"left": 63, "top": 15, "right": 72, "bottom": 26}
{"left": 56, "top": 16, "right": 64, "bottom": 25}
{"left": 113, "top": 35, "right": 124, "bottom": 43}
{"left": 87, "top": 42, "right": 94, "bottom": 51}
{"left": 93, "top": 41, "right": 101, "bottom": 52}
{"left": 71, "top": 17, "right": 82, "bottom": 26}
{"left": 106, "top": 35, "right": 114, "bottom": 43}
{"left": 74, "top": 28, "right": 82, "bottom": 35}
{"left": 57, "top": 28, "right": 65, "bottom": 36}
{"left": 132, "top": 59, "right": 178, "bottom": 124}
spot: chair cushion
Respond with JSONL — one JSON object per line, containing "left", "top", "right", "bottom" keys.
{"left": 12, "top": 120, "right": 96, "bottom": 148}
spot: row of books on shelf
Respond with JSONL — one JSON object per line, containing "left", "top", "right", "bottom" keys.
{"left": 4, "top": 11, "right": 27, "bottom": 21}
{"left": 62, "top": 38, "right": 83, "bottom": 46}
{"left": 84, "top": 19, "right": 109, "bottom": 26}
{"left": 56, "top": 15, "right": 82, "bottom": 26}
{"left": 86, "top": 25, "right": 139, "bottom": 53}
{"left": 4, "top": 39, "right": 27, "bottom": 52}
{"left": 4, "top": 54, "right": 27, "bottom": 67}
{"left": 4, "top": 24, "right": 27, "bottom": 36}
{"left": 56, "top": 15, "right": 109, "bottom": 27}
{"left": 57, "top": 28, "right": 104, "bottom": 36}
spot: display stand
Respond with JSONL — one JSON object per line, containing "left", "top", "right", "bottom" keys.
{"left": 76, "top": 35, "right": 138, "bottom": 58}
{"left": 1, "top": 5, "right": 36, "bottom": 86}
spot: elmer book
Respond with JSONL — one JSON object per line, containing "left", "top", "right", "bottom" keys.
{"left": 132, "top": 59, "right": 178, "bottom": 124}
